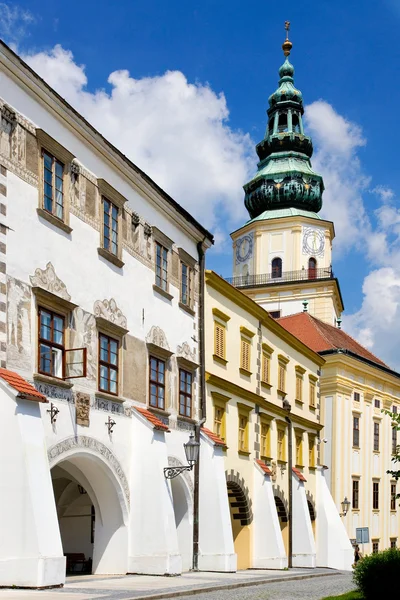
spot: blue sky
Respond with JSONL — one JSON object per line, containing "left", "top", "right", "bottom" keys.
{"left": 1, "top": 0, "right": 400, "bottom": 367}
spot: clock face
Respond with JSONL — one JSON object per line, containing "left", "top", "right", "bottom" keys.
{"left": 236, "top": 235, "right": 253, "bottom": 263}
{"left": 302, "top": 228, "right": 325, "bottom": 257}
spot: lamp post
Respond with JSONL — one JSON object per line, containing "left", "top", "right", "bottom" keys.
{"left": 164, "top": 432, "right": 200, "bottom": 479}
{"left": 283, "top": 397, "right": 293, "bottom": 568}
{"left": 340, "top": 496, "right": 351, "bottom": 517}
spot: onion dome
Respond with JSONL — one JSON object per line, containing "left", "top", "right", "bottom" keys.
{"left": 243, "top": 22, "right": 324, "bottom": 220}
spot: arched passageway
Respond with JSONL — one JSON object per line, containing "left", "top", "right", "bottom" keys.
{"left": 274, "top": 495, "right": 288, "bottom": 555}
{"left": 227, "top": 479, "right": 252, "bottom": 570}
{"left": 50, "top": 442, "right": 129, "bottom": 575}
{"left": 170, "top": 473, "right": 192, "bottom": 571}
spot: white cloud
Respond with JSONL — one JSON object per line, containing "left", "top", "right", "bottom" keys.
{"left": 23, "top": 45, "right": 254, "bottom": 237}
{"left": 0, "top": 3, "right": 35, "bottom": 45}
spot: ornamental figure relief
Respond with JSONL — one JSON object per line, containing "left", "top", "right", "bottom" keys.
{"left": 30, "top": 262, "right": 71, "bottom": 301}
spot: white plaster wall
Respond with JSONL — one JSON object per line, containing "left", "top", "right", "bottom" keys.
{"left": 198, "top": 436, "right": 236, "bottom": 572}
{"left": 292, "top": 474, "right": 316, "bottom": 567}
{"left": 0, "top": 385, "right": 65, "bottom": 587}
{"left": 252, "top": 465, "right": 287, "bottom": 569}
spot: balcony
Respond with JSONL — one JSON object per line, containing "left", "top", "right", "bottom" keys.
{"left": 225, "top": 267, "right": 334, "bottom": 289}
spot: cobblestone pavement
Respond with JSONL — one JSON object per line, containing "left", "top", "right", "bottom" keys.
{"left": 0, "top": 570, "right": 354, "bottom": 600}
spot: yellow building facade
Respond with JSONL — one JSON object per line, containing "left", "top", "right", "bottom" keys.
{"left": 204, "top": 271, "right": 352, "bottom": 570}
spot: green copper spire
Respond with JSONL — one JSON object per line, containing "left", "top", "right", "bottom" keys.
{"left": 244, "top": 22, "right": 324, "bottom": 220}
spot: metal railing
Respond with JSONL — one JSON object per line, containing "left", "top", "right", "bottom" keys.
{"left": 225, "top": 267, "right": 334, "bottom": 288}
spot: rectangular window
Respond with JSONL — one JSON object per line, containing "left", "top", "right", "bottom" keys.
{"left": 99, "top": 333, "right": 119, "bottom": 395}
{"left": 393, "top": 427, "right": 397, "bottom": 455}
{"left": 262, "top": 352, "right": 270, "bottom": 384}
{"left": 309, "top": 435, "right": 316, "bottom": 467}
{"left": 214, "top": 405, "right": 225, "bottom": 441}
{"left": 268, "top": 310, "right": 281, "bottom": 319}
{"left": 393, "top": 406, "right": 398, "bottom": 414}
{"left": 374, "top": 398, "right": 381, "bottom": 409}
{"left": 103, "top": 198, "right": 119, "bottom": 255}
{"left": 240, "top": 338, "right": 251, "bottom": 372}
{"left": 353, "top": 416, "right": 360, "bottom": 448}
{"left": 374, "top": 422, "right": 380, "bottom": 452}
{"left": 372, "top": 541, "right": 379, "bottom": 554}
{"left": 391, "top": 539, "right": 397, "bottom": 549}
{"left": 180, "top": 262, "right": 192, "bottom": 306}
{"left": 278, "top": 363, "right": 286, "bottom": 393}
{"left": 238, "top": 414, "right": 248, "bottom": 452}
{"left": 149, "top": 356, "right": 165, "bottom": 409}
{"left": 214, "top": 322, "right": 226, "bottom": 360}
{"left": 373, "top": 481, "right": 379, "bottom": 510}
{"left": 260, "top": 421, "right": 270, "bottom": 458}
{"left": 43, "top": 150, "right": 64, "bottom": 220}
{"left": 277, "top": 429, "right": 285, "bottom": 461}
{"left": 352, "top": 479, "right": 359, "bottom": 509}
{"left": 309, "top": 380, "right": 316, "bottom": 407}
{"left": 354, "top": 392, "right": 360, "bottom": 402}
{"left": 296, "top": 375, "right": 303, "bottom": 402}
{"left": 39, "top": 307, "right": 64, "bottom": 379}
{"left": 295, "top": 434, "right": 303, "bottom": 466}
{"left": 391, "top": 483, "right": 397, "bottom": 511}
{"left": 179, "top": 369, "right": 192, "bottom": 418}
{"left": 155, "top": 242, "right": 168, "bottom": 291}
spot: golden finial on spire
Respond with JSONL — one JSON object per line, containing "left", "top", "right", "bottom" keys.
{"left": 282, "top": 20, "right": 293, "bottom": 57}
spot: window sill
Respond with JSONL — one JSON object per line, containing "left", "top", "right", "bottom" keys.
{"left": 352, "top": 508, "right": 360, "bottom": 512}
{"left": 309, "top": 466, "right": 317, "bottom": 471}
{"left": 261, "top": 381, "right": 272, "bottom": 389}
{"left": 295, "top": 464, "right": 304, "bottom": 469}
{"left": 239, "top": 367, "right": 252, "bottom": 377}
{"left": 37, "top": 208, "right": 72, "bottom": 234}
{"left": 148, "top": 406, "right": 171, "bottom": 418}
{"left": 238, "top": 450, "right": 251, "bottom": 456}
{"left": 177, "top": 414, "right": 196, "bottom": 424}
{"left": 179, "top": 302, "right": 195, "bottom": 316}
{"left": 277, "top": 459, "right": 287, "bottom": 465}
{"left": 260, "top": 455, "right": 273, "bottom": 462}
{"left": 213, "top": 354, "right": 228, "bottom": 366}
{"left": 153, "top": 284, "right": 173, "bottom": 301}
{"left": 309, "top": 405, "right": 316, "bottom": 411}
{"left": 33, "top": 373, "right": 73, "bottom": 389}
{"left": 277, "top": 389, "right": 287, "bottom": 397}
{"left": 295, "top": 399, "right": 304, "bottom": 405}
{"left": 96, "top": 390, "right": 122, "bottom": 402}
{"left": 97, "top": 247, "right": 124, "bottom": 268}
{"left": 352, "top": 446, "right": 360, "bottom": 450}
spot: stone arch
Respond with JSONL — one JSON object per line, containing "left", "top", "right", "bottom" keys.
{"left": 273, "top": 484, "right": 289, "bottom": 518}
{"left": 48, "top": 435, "right": 130, "bottom": 521}
{"left": 306, "top": 491, "right": 316, "bottom": 521}
{"left": 225, "top": 470, "right": 253, "bottom": 525}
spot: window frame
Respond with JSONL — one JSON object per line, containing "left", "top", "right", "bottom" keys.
{"left": 180, "top": 261, "right": 193, "bottom": 308}
{"left": 308, "top": 434, "right": 316, "bottom": 468}
{"left": 38, "top": 306, "right": 65, "bottom": 380}
{"left": 277, "top": 427, "right": 286, "bottom": 462}
{"left": 238, "top": 413, "right": 249, "bottom": 453}
{"left": 213, "top": 312, "right": 228, "bottom": 364}
{"left": 240, "top": 337, "right": 251, "bottom": 374}
{"left": 391, "top": 482, "right": 397, "bottom": 511}
{"left": 36, "top": 129, "right": 74, "bottom": 234}
{"left": 260, "top": 418, "right": 271, "bottom": 459}
{"left": 373, "top": 481, "right": 379, "bottom": 510}
{"left": 155, "top": 241, "right": 169, "bottom": 292}
{"left": 352, "top": 479, "right": 359, "bottom": 510}
{"left": 102, "top": 197, "right": 119, "bottom": 257}
{"left": 354, "top": 391, "right": 360, "bottom": 402}
{"left": 373, "top": 421, "right": 380, "bottom": 452}
{"left": 353, "top": 415, "right": 360, "bottom": 448}
{"left": 149, "top": 355, "right": 166, "bottom": 410}
{"left": 98, "top": 332, "right": 119, "bottom": 396}
{"left": 178, "top": 368, "right": 193, "bottom": 418}
{"left": 372, "top": 540, "right": 379, "bottom": 554}
{"left": 42, "top": 150, "right": 65, "bottom": 221}
{"left": 392, "top": 426, "right": 397, "bottom": 455}
{"left": 97, "top": 179, "right": 126, "bottom": 268}
{"left": 211, "top": 391, "right": 229, "bottom": 444}
{"left": 309, "top": 375, "right": 317, "bottom": 408}
{"left": 294, "top": 429, "right": 304, "bottom": 467}
{"left": 271, "top": 256, "right": 282, "bottom": 278}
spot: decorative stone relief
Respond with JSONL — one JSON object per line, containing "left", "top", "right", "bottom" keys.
{"left": 70, "top": 308, "right": 97, "bottom": 381}
{"left": 30, "top": 262, "right": 71, "bottom": 301}
{"left": 75, "top": 392, "right": 90, "bottom": 426}
{"left": 146, "top": 325, "right": 170, "bottom": 351}
{"left": 7, "top": 276, "right": 32, "bottom": 371}
{"left": 93, "top": 298, "right": 127, "bottom": 328}
{"left": 176, "top": 341, "right": 196, "bottom": 363}
{"left": 47, "top": 435, "right": 130, "bottom": 508}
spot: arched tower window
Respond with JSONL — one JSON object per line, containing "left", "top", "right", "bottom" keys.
{"left": 277, "top": 113, "right": 288, "bottom": 133}
{"left": 272, "top": 257, "right": 282, "bottom": 278}
{"left": 292, "top": 113, "right": 300, "bottom": 133}
{"left": 269, "top": 119, "right": 274, "bottom": 134}
{"left": 308, "top": 257, "right": 317, "bottom": 280}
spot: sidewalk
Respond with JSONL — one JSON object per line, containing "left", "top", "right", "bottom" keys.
{"left": 0, "top": 568, "right": 342, "bottom": 600}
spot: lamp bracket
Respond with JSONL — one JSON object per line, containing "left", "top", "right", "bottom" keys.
{"left": 164, "top": 465, "right": 193, "bottom": 480}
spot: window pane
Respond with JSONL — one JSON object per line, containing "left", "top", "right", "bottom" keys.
{"left": 52, "top": 347, "right": 63, "bottom": 378}
{"left": 55, "top": 161, "right": 63, "bottom": 179}
{"left": 44, "top": 153, "right": 52, "bottom": 169}
{"left": 44, "top": 167, "right": 52, "bottom": 184}
{"left": 40, "top": 344, "right": 52, "bottom": 373}
{"left": 109, "top": 369, "right": 117, "bottom": 394}
{"left": 53, "top": 316, "right": 64, "bottom": 343}
{"left": 40, "top": 311, "right": 52, "bottom": 340}
{"left": 44, "top": 182, "right": 53, "bottom": 199}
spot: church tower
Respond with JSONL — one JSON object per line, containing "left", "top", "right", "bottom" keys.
{"left": 230, "top": 23, "right": 343, "bottom": 324}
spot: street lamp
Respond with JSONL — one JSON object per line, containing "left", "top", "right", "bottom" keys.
{"left": 164, "top": 432, "right": 200, "bottom": 479}
{"left": 340, "top": 496, "right": 351, "bottom": 517}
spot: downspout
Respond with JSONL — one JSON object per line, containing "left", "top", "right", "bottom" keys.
{"left": 192, "top": 238, "right": 207, "bottom": 571}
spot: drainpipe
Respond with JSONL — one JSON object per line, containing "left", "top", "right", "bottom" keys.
{"left": 192, "top": 239, "right": 207, "bottom": 571}
{"left": 284, "top": 398, "right": 293, "bottom": 568}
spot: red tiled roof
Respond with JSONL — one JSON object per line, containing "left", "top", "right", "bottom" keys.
{"left": 201, "top": 427, "right": 226, "bottom": 446}
{"left": 256, "top": 459, "right": 272, "bottom": 476}
{"left": 277, "top": 312, "right": 387, "bottom": 367}
{"left": 0, "top": 368, "right": 47, "bottom": 402}
{"left": 134, "top": 406, "right": 170, "bottom": 431}
{"left": 292, "top": 466, "right": 307, "bottom": 482}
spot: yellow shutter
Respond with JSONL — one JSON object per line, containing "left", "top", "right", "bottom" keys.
{"left": 278, "top": 364, "right": 286, "bottom": 392}
{"left": 309, "top": 381, "right": 316, "bottom": 407}
{"left": 296, "top": 375, "right": 302, "bottom": 402}
{"left": 214, "top": 323, "right": 225, "bottom": 359}
{"left": 240, "top": 338, "right": 250, "bottom": 371}
{"left": 262, "top": 353, "right": 270, "bottom": 384}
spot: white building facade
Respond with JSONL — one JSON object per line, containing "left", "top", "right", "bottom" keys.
{"left": 0, "top": 40, "right": 225, "bottom": 588}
